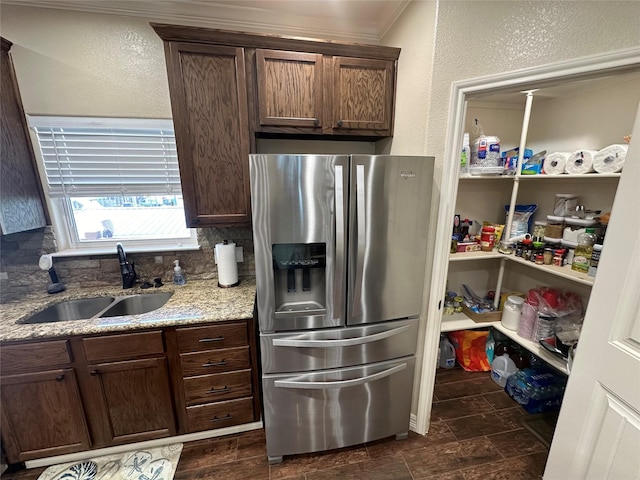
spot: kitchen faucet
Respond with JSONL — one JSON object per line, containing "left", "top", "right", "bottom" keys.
{"left": 116, "top": 243, "right": 137, "bottom": 289}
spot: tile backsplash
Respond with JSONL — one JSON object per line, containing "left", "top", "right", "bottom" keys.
{"left": 0, "top": 226, "right": 254, "bottom": 302}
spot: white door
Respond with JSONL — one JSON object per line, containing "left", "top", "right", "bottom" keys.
{"left": 544, "top": 104, "right": 640, "bottom": 478}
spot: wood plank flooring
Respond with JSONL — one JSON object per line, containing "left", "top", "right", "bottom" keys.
{"left": 2, "top": 368, "right": 550, "bottom": 479}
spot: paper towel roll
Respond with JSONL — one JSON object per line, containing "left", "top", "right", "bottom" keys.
{"left": 215, "top": 242, "right": 239, "bottom": 287}
{"left": 543, "top": 152, "right": 570, "bottom": 175}
{"left": 565, "top": 149, "right": 597, "bottom": 175}
{"left": 593, "top": 144, "right": 628, "bottom": 173}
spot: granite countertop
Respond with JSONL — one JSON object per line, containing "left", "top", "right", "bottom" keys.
{"left": 0, "top": 278, "right": 256, "bottom": 343}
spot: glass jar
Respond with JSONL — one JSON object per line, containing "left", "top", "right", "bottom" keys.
{"left": 543, "top": 248, "right": 553, "bottom": 265}
{"left": 535, "top": 253, "right": 544, "bottom": 265}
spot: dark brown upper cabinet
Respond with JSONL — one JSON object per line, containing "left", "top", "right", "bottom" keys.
{"left": 255, "top": 49, "right": 324, "bottom": 130}
{"left": 331, "top": 56, "right": 394, "bottom": 134}
{"left": 1, "top": 37, "right": 49, "bottom": 235}
{"left": 152, "top": 24, "right": 400, "bottom": 227}
{"left": 160, "top": 41, "right": 252, "bottom": 228}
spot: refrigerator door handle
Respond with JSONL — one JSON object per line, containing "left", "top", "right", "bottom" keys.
{"left": 271, "top": 324, "right": 411, "bottom": 348}
{"left": 334, "top": 164, "right": 345, "bottom": 322}
{"left": 352, "top": 163, "right": 366, "bottom": 318}
{"left": 274, "top": 363, "right": 407, "bottom": 390}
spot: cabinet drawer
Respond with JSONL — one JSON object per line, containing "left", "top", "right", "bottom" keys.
{"left": 183, "top": 369, "right": 252, "bottom": 406}
{"left": 176, "top": 322, "right": 247, "bottom": 353}
{"left": 83, "top": 331, "right": 164, "bottom": 363}
{"left": 0, "top": 340, "right": 71, "bottom": 374}
{"left": 186, "top": 397, "right": 254, "bottom": 433}
{"left": 179, "top": 346, "right": 250, "bottom": 377}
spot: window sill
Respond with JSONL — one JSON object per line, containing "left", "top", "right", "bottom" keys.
{"left": 51, "top": 244, "right": 201, "bottom": 258}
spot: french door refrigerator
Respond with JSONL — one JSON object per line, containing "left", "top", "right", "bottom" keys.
{"left": 249, "top": 154, "right": 434, "bottom": 464}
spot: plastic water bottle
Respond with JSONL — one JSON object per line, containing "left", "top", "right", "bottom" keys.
{"left": 439, "top": 334, "right": 456, "bottom": 369}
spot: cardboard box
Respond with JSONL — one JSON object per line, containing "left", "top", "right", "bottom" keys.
{"left": 456, "top": 242, "right": 481, "bottom": 253}
{"left": 461, "top": 304, "right": 502, "bottom": 323}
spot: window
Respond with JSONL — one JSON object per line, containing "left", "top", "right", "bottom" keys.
{"left": 28, "top": 116, "right": 197, "bottom": 253}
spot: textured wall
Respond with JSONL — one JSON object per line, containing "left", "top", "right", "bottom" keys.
{"left": 0, "top": 6, "right": 171, "bottom": 118}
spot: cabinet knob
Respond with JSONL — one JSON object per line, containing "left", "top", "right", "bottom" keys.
{"left": 55, "top": 374, "right": 65, "bottom": 382}
{"left": 90, "top": 370, "right": 101, "bottom": 376}
{"left": 313, "top": 118, "right": 320, "bottom": 126}
{"left": 337, "top": 120, "right": 343, "bottom": 128}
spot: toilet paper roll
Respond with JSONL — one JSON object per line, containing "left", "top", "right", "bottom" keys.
{"left": 593, "top": 144, "right": 628, "bottom": 173}
{"left": 215, "top": 242, "right": 239, "bottom": 287}
{"left": 564, "top": 149, "right": 597, "bottom": 175}
{"left": 542, "top": 152, "right": 570, "bottom": 175}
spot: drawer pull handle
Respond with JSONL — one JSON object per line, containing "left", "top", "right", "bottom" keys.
{"left": 55, "top": 374, "right": 65, "bottom": 382}
{"left": 202, "top": 360, "right": 227, "bottom": 368}
{"left": 90, "top": 370, "right": 101, "bottom": 376}
{"left": 207, "top": 386, "right": 230, "bottom": 394}
{"left": 199, "top": 337, "right": 225, "bottom": 343}
{"left": 210, "top": 414, "right": 232, "bottom": 423}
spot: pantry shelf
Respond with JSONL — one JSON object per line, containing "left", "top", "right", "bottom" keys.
{"left": 493, "top": 323, "right": 569, "bottom": 375}
{"left": 515, "top": 173, "right": 621, "bottom": 180}
{"left": 506, "top": 255, "right": 595, "bottom": 286}
{"left": 440, "top": 311, "right": 498, "bottom": 332}
{"left": 449, "top": 250, "right": 504, "bottom": 262}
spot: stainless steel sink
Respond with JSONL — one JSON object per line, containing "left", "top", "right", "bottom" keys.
{"left": 99, "top": 292, "right": 173, "bottom": 318}
{"left": 20, "top": 297, "right": 116, "bottom": 324}
{"left": 19, "top": 292, "right": 173, "bottom": 324}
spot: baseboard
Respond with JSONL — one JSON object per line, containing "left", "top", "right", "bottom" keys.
{"left": 25, "top": 421, "right": 263, "bottom": 469}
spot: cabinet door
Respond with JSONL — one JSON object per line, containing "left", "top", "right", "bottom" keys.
{"left": 0, "top": 369, "right": 90, "bottom": 463}
{"left": 0, "top": 38, "right": 47, "bottom": 234}
{"left": 330, "top": 56, "right": 395, "bottom": 135}
{"left": 255, "top": 49, "right": 323, "bottom": 130}
{"left": 87, "top": 358, "right": 175, "bottom": 444}
{"left": 164, "top": 42, "right": 251, "bottom": 227}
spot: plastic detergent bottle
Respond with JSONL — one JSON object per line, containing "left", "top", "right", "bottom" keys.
{"left": 439, "top": 334, "right": 456, "bottom": 369}
{"left": 572, "top": 228, "right": 596, "bottom": 273}
{"left": 491, "top": 353, "right": 518, "bottom": 387}
{"left": 173, "top": 259, "right": 186, "bottom": 285}
{"left": 460, "top": 133, "right": 470, "bottom": 175}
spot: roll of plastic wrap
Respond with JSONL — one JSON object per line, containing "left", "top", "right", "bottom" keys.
{"left": 564, "top": 149, "right": 597, "bottom": 174}
{"left": 542, "top": 152, "right": 570, "bottom": 175}
{"left": 593, "top": 144, "right": 628, "bottom": 173}
{"left": 215, "top": 241, "right": 239, "bottom": 287}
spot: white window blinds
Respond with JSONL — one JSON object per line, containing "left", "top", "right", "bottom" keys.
{"left": 28, "top": 116, "right": 181, "bottom": 197}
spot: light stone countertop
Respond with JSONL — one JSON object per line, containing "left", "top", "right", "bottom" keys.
{"left": 0, "top": 278, "right": 256, "bottom": 343}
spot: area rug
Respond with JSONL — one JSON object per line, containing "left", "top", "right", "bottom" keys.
{"left": 37, "top": 443, "right": 183, "bottom": 480}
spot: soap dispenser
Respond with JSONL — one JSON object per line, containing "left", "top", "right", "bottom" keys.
{"left": 173, "top": 260, "right": 186, "bottom": 285}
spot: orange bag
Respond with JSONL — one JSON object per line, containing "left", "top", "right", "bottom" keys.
{"left": 448, "top": 330, "right": 491, "bottom": 372}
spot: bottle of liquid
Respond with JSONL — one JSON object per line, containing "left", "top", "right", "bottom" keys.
{"left": 173, "top": 259, "right": 186, "bottom": 285}
{"left": 439, "top": 334, "right": 456, "bottom": 369}
{"left": 460, "top": 133, "right": 470, "bottom": 176}
{"left": 572, "top": 227, "right": 596, "bottom": 273}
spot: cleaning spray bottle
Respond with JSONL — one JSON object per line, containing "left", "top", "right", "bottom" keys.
{"left": 173, "top": 260, "right": 186, "bottom": 285}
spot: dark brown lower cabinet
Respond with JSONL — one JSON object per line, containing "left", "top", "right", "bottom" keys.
{"left": 0, "top": 369, "right": 91, "bottom": 462}
{"left": 86, "top": 358, "right": 176, "bottom": 445}
{"left": 0, "top": 319, "right": 259, "bottom": 464}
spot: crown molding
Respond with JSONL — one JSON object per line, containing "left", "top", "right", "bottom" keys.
{"left": 1, "top": 0, "right": 411, "bottom": 44}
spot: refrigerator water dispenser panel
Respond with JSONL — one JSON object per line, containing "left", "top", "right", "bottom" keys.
{"left": 272, "top": 243, "right": 327, "bottom": 316}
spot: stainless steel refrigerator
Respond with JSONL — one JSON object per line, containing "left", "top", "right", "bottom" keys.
{"left": 249, "top": 154, "right": 434, "bottom": 464}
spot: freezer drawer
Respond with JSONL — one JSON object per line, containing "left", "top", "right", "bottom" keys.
{"left": 262, "top": 356, "right": 415, "bottom": 461}
{"left": 259, "top": 317, "right": 418, "bottom": 373}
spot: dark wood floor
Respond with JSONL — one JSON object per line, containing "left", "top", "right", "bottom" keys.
{"left": 2, "top": 367, "right": 549, "bottom": 479}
